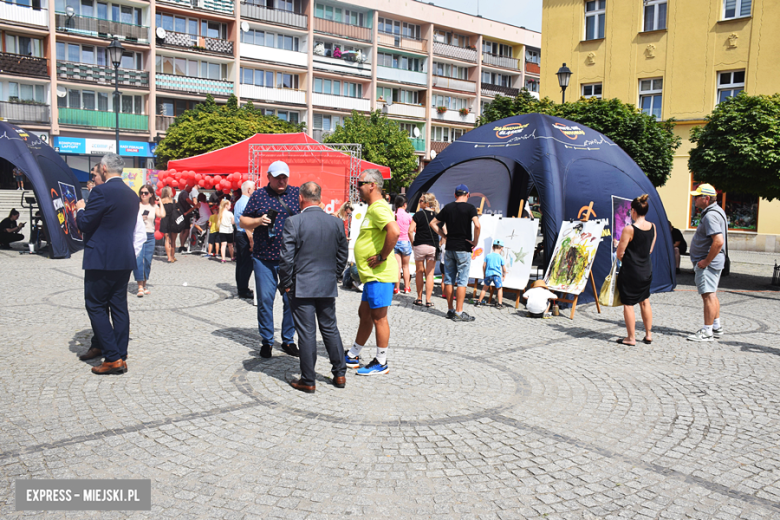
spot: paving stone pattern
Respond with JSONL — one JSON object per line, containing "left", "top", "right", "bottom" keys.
{"left": 1, "top": 247, "right": 780, "bottom": 519}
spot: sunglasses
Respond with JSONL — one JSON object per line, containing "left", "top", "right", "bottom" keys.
{"left": 357, "top": 181, "right": 374, "bottom": 187}
{"left": 140, "top": 191, "right": 150, "bottom": 195}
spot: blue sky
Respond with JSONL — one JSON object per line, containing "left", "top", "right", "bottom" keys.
{"left": 427, "top": 0, "right": 542, "bottom": 32}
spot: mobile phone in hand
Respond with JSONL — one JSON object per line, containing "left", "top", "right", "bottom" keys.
{"left": 267, "top": 209, "right": 279, "bottom": 237}
{"left": 142, "top": 210, "right": 150, "bottom": 216}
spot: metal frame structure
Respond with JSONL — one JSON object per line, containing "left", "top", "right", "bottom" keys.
{"left": 249, "top": 142, "right": 362, "bottom": 203}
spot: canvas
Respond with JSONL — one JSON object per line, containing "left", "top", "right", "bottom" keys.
{"left": 544, "top": 219, "right": 606, "bottom": 295}
{"left": 467, "top": 214, "right": 500, "bottom": 280}
{"left": 494, "top": 218, "right": 538, "bottom": 290}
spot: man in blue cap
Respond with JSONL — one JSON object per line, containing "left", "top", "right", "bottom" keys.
{"left": 240, "top": 160, "right": 300, "bottom": 358}
{"left": 430, "top": 184, "right": 481, "bottom": 321}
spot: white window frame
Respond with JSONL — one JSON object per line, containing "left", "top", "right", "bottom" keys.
{"left": 584, "top": 0, "right": 606, "bottom": 40}
{"left": 525, "top": 48, "right": 540, "bottom": 64}
{"left": 582, "top": 83, "right": 602, "bottom": 99}
{"left": 723, "top": 0, "right": 751, "bottom": 20}
{"left": 643, "top": 0, "right": 667, "bottom": 31}
{"left": 717, "top": 70, "right": 745, "bottom": 104}
{"left": 525, "top": 78, "right": 539, "bottom": 93}
{"left": 639, "top": 78, "right": 663, "bottom": 120}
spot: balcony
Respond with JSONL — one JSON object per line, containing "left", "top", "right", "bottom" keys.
{"left": 481, "top": 82, "right": 519, "bottom": 98}
{"left": 410, "top": 137, "right": 425, "bottom": 152}
{"left": 312, "top": 53, "right": 371, "bottom": 77}
{"left": 432, "top": 76, "right": 476, "bottom": 93}
{"left": 240, "top": 43, "right": 307, "bottom": 67}
{"left": 158, "top": 31, "right": 234, "bottom": 56}
{"left": 0, "top": 101, "right": 50, "bottom": 124}
{"left": 434, "top": 108, "right": 476, "bottom": 125}
{"left": 431, "top": 141, "right": 450, "bottom": 154}
{"left": 482, "top": 53, "right": 520, "bottom": 70}
{"left": 311, "top": 92, "right": 369, "bottom": 111}
{"left": 156, "top": 114, "right": 176, "bottom": 133}
{"left": 311, "top": 129, "right": 332, "bottom": 142}
{"left": 377, "top": 32, "right": 427, "bottom": 54}
{"left": 240, "top": 85, "right": 306, "bottom": 105}
{"left": 525, "top": 61, "right": 540, "bottom": 75}
{"left": 56, "top": 62, "right": 149, "bottom": 88}
{"left": 380, "top": 102, "right": 425, "bottom": 119}
{"left": 0, "top": 52, "right": 48, "bottom": 77}
{"left": 158, "top": 0, "right": 233, "bottom": 16}
{"left": 314, "top": 18, "right": 371, "bottom": 43}
{"left": 240, "top": 3, "right": 307, "bottom": 30}
{"left": 156, "top": 73, "right": 234, "bottom": 96}
{"left": 0, "top": 0, "right": 48, "bottom": 27}
{"left": 433, "top": 42, "right": 477, "bottom": 63}
{"left": 376, "top": 66, "right": 427, "bottom": 86}
{"left": 58, "top": 108, "right": 148, "bottom": 131}
{"left": 55, "top": 13, "right": 149, "bottom": 43}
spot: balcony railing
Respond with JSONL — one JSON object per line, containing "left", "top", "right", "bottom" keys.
{"left": 240, "top": 3, "right": 307, "bottom": 30}
{"left": 312, "top": 54, "right": 371, "bottom": 77}
{"left": 381, "top": 102, "right": 425, "bottom": 119}
{"left": 240, "top": 85, "right": 306, "bottom": 105}
{"left": 156, "top": 73, "right": 234, "bottom": 96}
{"left": 432, "top": 75, "right": 476, "bottom": 93}
{"left": 56, "top": 62, "right": 149, "bottom": 87}
{"left": 433, "top": 42, "right": 477, "bottom": 63}
{"left": 410, "top": 138, "right": 425, "bottom": 152}
{"left": 55, "top": 13, "right": 149, "bottom": 43}
{"left": 431, "top": 141, "right": 450, "bottom": 154}
{"left": 158, "top": 0, "right": 233, "bottom": 15}
{"left": 482, "top": 53, "right": 520, "bottom": 70}
{"left": 525, "top": 61, "right": 540, "bottom": 74}
{"left": 156, "top": 114, "right": 176, "bottom": 133}
{"left": 480, "top": 82, "right": 519, "bottom": 98}
{"left": 0, "top": 52, "right": 48, "bottom": 77}
{"left": 0, "top": 1, "right": 48, "bottom": 27}
{"left": 58, "top": 108, "right": 149, "bottom": 130}
{"left": 376, "top": 66, "right": 427, "bottom": 86}
{"left": 0, "top": 101, "right": 50, "bottom": 124}
{"left": 312, "top": 92, "right": 369, "bottom": 111}
{"left": 240, "top": 44, "right": 307, "bottom": 67}
{"left": 434, "top": 108, "right": 476, "bottom": 124}
{"left": 158, "top": 30, "right": 234, "bottom": 56}
{"left": 314, "top": 17, "right": 371, "bottom": 42}
{"left": 377, "top": 32, "right": 427, "bottom": 54}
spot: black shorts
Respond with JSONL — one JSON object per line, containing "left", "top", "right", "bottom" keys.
{"left": 208, "top": 232, "right": 219, "bottom": 245}
{"left": 219, "top": 232, "right": 234, "bottom": 244}
{"left": 528, "top": 311, "right": 544, "bottom": 318}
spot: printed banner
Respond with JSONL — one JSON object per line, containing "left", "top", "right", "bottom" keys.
{"left": 611, "top": 196, "right": 632, "bottom": 255}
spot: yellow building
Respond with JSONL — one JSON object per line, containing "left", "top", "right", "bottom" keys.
{"left": 540, "top": 0, "right": 780, "bottom": 251}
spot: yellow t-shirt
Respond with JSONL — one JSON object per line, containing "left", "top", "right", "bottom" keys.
{"left": 354, "top": 199, "right": 399, "bottom": 284}
{"left": 208, "top": 214, "right": 219, "bottom": 234}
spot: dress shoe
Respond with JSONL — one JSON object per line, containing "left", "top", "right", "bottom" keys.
{"left": 238, "top": 290, "right": 254, "bottom": 299}
{"left": 79, "top": 347, "right": 103, "bottom": 361}
{"left": 281, "top": 342, "right": 300, "bottom": 357}
{"left": 289, "top": 378, "right": 315, "bottom": 393}
{"left": 332, "top": 376, "right": 346, "bottom": 388}
{"left": 91, "top": 359, "right": 127, "bottom": 375}
{"left": 259, "top": 343, "right": 272, "bottom": 358}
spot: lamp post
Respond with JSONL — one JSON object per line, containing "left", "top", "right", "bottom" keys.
{"left": 556, "top": 63, "right": 572, "bottom": 104}
{"left": 107, "top": 38, "right": 124, "bottom": 156}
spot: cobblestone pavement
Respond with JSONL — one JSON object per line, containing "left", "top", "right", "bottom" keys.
{"left": 1, "top": 247, "right": 780, "bottom": 519}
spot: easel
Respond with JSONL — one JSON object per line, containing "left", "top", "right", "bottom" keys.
{"left": 552, "top": 202, "right": 602, "bottom": 320}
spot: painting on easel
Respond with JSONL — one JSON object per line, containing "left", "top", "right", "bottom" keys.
{"left": 494, "top": 218, "right": 538, "bottom": 290}
{"left": 544, "top": 219, "right": 606, "bottom": 295}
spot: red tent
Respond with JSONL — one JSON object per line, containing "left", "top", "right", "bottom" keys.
{"left": 167, "top": 133, "right": 391, "bottom": 211}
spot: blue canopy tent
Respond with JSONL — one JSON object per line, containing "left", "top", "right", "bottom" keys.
{"left": 0, "top": 122, "right": 84, "bottom": 259}
{"left": 407, "top": 113, "right": 676, "bottom": 303}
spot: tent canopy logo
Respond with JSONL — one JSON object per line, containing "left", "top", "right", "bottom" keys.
{"left": 493, "top": 123, "right": 529, "bottom": 139}
{"left": 553, "top": 122, "right": 585, "bottom": 140}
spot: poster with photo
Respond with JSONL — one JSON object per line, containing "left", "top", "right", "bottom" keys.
{"left": 494, "top": 218, "right": 539, "bottom": 290}
{"left": 611, "top": 196, "right": 632, "bottom": 254}
{"left": 58, "top": 181, "right": 83, "bottom": 241}
{"left": 544, "top": 219, "right": 606, "bottom": 294}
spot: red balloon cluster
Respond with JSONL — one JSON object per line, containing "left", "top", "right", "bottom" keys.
{"left": 155, "top": 170, "right": 250, "bottom": 196}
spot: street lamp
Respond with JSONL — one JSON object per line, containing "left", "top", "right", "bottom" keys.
{"left": 556, "top": 63, "right": 572, "bottom": 103}
{"left": 107, "top": 38, "right": 124, "bottom": 156}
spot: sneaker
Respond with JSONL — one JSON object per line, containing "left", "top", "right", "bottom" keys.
{"left": 393, "top": 287, "right": 400, "bottom": 295}
{"left": 452, "top": 312, "right": 476, "bottom": 322}
{"left": 259, "top": 343, "right": 272, "bottom": 358}
{"left": 356, "top": 358, "right": 389, "bottom": 376}
{"left": 687, "top": 329, "right": 713, "bottom": 342}
{"left": 446, "top": 309, "right": 456, "bottom": 319}
{"left": 345, "top": 353, "right": 360, "bottom": 369}
{"left": 403, "top": 287, "right": 411, "bottom": 294}
{"left": 713, "top": 327, "right": 724, "bottom": 339}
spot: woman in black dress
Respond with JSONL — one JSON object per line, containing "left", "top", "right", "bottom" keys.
{"left": 615, "top": 194, "right": 656, "bottom": 346}
{"left": 158, "top": 186, "right": 179, "bottom": 263}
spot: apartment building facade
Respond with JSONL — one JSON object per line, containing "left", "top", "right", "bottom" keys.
{"left": 541, "top": 0, "right": 780, "bottom": 247}
{"left": 0, "top": 0, "right": 540, "bottom": 176}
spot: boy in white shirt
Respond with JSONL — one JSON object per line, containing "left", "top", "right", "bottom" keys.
{"left": 523, "top": 279, "right": 558, "bottom": 318}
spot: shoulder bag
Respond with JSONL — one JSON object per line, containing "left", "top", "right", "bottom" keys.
{"left": 701, "top": 207, "right": 730, "bottom": 276}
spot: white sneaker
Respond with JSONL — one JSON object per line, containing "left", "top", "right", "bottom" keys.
{"left": 687, "top": 329, "right": 713, "bottom": 342}
{"left": 713, "top": 327, "right": 724, "bottom": 339}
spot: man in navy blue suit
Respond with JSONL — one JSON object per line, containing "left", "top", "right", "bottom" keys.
{"left": 75, "top": 153, "right": 139, "bottom": 375}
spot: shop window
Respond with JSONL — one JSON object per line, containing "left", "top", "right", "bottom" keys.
{"left": 689, "top": 181, "right": 757, "bottom": 231}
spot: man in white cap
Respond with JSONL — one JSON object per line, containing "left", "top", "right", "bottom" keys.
{"left": 240, "top": 161, "right": 300, "bottom": 358}
{"left": 687, "top": 183, "right": 727, "bottom": 342}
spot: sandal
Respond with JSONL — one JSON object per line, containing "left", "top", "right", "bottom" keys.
{"left": 144, "top": 288, "right": 151, "bottom": 295}
{"left": 642, "top": 337, "right": 652, "bottom": 344}
{"left": 425, "top": 302, "right": 435, "bottom": 308}
{"left": 137, "top": 288, "right": 144, "bottom": 298}
{"left": 413, "top": 299, "right": 423, "bottom": 306}
{"left": 615, "top": 339, "right": 636, "bottom": 346}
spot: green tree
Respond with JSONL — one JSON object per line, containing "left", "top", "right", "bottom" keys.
{"left": 689, "top": 93, "right": 780, "bottom": 200}
{"left": 477, "top": 90, "right": 681, "bottom": 187}
{"left": 154, "top": 94, "right": 305, "bottom": 168}
{"left": 325, "top": 110, "right": 418, "bottom": 190}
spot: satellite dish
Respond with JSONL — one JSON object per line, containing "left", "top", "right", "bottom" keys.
{"left": 430, "top": 149, "right": 437, "bottom": 159}
{"left": 412, "top": 126, "right": 421, "bottom": 138}
{"left": 156, "top": 27, "right": 167, "bottom": 39}
{"left": 241, "top": 21, "right": 250, "bottom": 33}
{"left": 56, "top": 86, "right": 67, "bottom": 98}
{"left": 65, "top": 5, "right": 74, "bottom": 17}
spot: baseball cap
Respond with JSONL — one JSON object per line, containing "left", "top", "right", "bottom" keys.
{"left": 268, "top": 161, "right": 290, "bottom": 177}
{"left": 455, "top": 183, "right": 469, "bottom": 194}
{"left": 493, "top": 239, "right": 504, "bottom": 247}
{"left": 690, "top": 183, "right": 716, "bottom": 197}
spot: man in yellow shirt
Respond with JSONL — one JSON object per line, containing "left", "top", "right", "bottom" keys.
{"left": 346, "top": 169, "right": 400, "bottom": 376}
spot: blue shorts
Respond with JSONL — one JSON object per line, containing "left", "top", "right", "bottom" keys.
{"left": 482, "top": 275, "right": 503, "bottom": 289}
{"left": 394, "top": 240, "right": 412, "bottom": 256}
{"left": 443, "top": 250, "right": 471, "bottom": 287}
{"left": 361, "top": 281, "right": 394, "bottom": 309}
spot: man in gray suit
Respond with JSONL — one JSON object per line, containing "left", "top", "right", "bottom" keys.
{"left": 279, "top": 182, "right": 348, "bottom": 393}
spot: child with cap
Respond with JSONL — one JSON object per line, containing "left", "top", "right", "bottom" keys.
{"left": 523, "top": 280, "right": 558, "bottom": 318}
{"left": 475, "top": 240, "right": 507, "bottom": 308}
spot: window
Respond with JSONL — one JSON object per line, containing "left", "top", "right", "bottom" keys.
{"left": 582, "top": 83, "right": 602, "bottom": 98}
{"left": 585, "top": 0, "right": 606, "bottom": 40}
{"left": 432, "top": 94, "right": 467, "bottom": 110}
{"left": 240, "top": 69, "right": 299, "bottom": 89}
{"left": 433, "top": 62, "right": 467, "bottom": 80}
{"left": 4, "top": 34, "right": 44, "bottom": 57}
{"left": 313, "top": 113, "right": 341, "bottom": 131}
{"left": 433, "top": 30, "right": 468, "bottom": 47}
{"left": 378, "top": 52, "right": 421, "bottom": 72}
{"left": 314, "top": 78, "right": 360, "bottom": 97}
{"left": 525, "top": 78, "right": 539, "bottom": 93}
{"left": 717, "top": 70, "right": 745, "bottom": 103}
{"left": 398, "top": 123, "right": 421, "bottom": 138}
{"left": 525, "top": 48, "right": 539, "bottom": 64}
{"left": 643, "top": 0, "right": 667, "bottom": 31}
{"left": 315, "top": 4, "right": 365, "bottom": 26}
{"left": 639, "top": 78, "right": 663, "bottom": 119}
{"left": 157, "top": 97, "right": 200, "bottom": 116}
{"left": 483, "top": 40, "right": 514, "bottom": 58}
{"left": 157, "top": 57, "right": 227, "bottom": 80}
{"left": 57, "top": 88, "right": 141, "bottom": 113}
{"left": 241, "top": 28, "right": 299, "bottom": 51}
{"left": 432, "top": 127, "right": 466, "bottom": 142}
{"left": 378, "top": 17, "right": 420, "bottom": 39}
{"left": 275, "top": 110, "right": 299, "bottom": 123}
{"left": 723, "top": 0, "right": 751, "bottom": 19}
{"left": 482, "top": 71, "right": 513, "bottom": 87}
{"left": 6, "top": 82, "right": 45, "bottom": 103}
